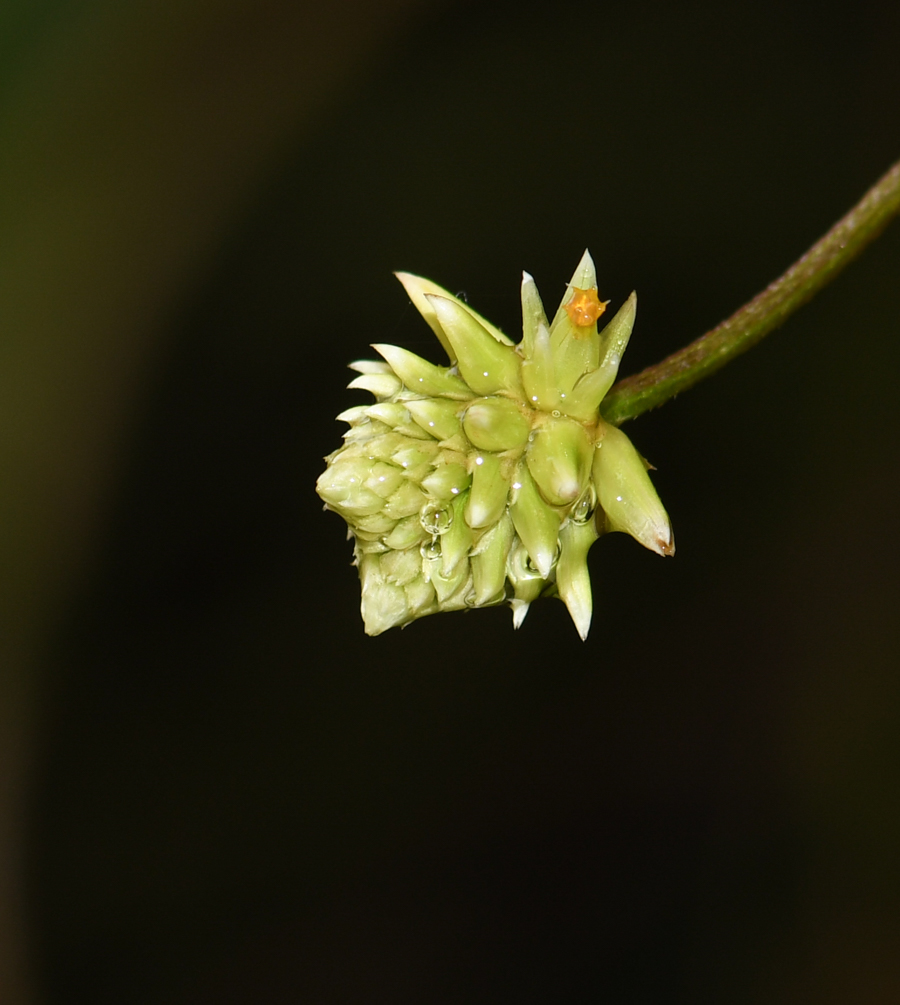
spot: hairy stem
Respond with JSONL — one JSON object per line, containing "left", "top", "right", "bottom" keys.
{"left": 601, "top": 158, "right": 900, "bottom": 426}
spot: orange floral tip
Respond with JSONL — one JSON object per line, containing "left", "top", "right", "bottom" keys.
{"left": 565, "top": 287, "right": 610, "bottom": 328}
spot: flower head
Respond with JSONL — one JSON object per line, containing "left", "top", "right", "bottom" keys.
{"left": 316, "top": 251, "right": 673, "bottom": 638}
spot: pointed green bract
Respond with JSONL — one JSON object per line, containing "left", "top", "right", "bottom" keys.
{"left": 470, "top": 514, "right": 515, "bottom": 605}
{"left": 520, "top": 321, "right": 560, "bottom": 411}
{"left": 426, "top": 295, "right": 523, "bottom": 397}
{"left": 557, "top": 518, "right": 600, "bottom": 640}
{"left": 466, "top": 452, "right": 509, "bottom": 529}
{"left": 520, "top": 272, "right": 548, "bottom": 360}
{"left": 372, "top": 343, "right": 472, "bottom": 399}
{"left": 318, "top": 253, "right": 674, "bottom": 638}
{"left": 394, "top": 271, "right": 514, "bottom": 360}
{"left": 509, "top": 463, "right": 561, "bottom": 579}
{"left": 347, "top": 372, "right": 402, "bottom": 398}
{"left": 592, "top": 419, "right": 674, "bottom": 557}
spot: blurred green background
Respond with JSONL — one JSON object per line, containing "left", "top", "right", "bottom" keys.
{"left": 2, "top": 0, "right": 899, "bottom": 1001}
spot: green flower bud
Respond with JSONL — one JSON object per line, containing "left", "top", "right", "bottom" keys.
{"left": 318, "top": 251, "right": 674, "bottom": 638}
{"left": 525, "top": 417, "right": 592, "bottom": 507}
{"left": 462, "top": 397, "right": 530, "bottom": 452}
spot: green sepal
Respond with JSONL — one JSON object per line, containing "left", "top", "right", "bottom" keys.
{"left": 359, "top": 554, "right": 410, "bottom": 635}
{"left": 391, "top": 441, "right": 440, "bottom": 477}
{"left": 462, "top": 397, "right": 530, "bottom": 452}
{"left": 404, "top": 575, "right": 437, "bottom": 618}
{"left": 394, "top": 272, "right": 514, "bottom": 362}
{"left": 363, "top": 461, "right": 405, "bottom": 499}
{"left": 382, "top": 480, "right": 427, "bottom": 520}
{"left": 335, "top": 404, "right": 369, "bottom": 425}
{"left": 506, "top": 540, "right": 546, "bottom": 629}
{"left": 519, "top": 271, "right": 548, "bottom": 360}
{"left": 346, "top": 372, "right": 403, "bottom": 399}
{"left": 557, "top": 518, "right": 600, "bottom": 640}
{"left": 405, "top": 398, "right": 463, "bottom": 440}
{"left": 426, "top": 295, "right": 523, "bottom": 397}
{"left": 441, "top": 492, "right": 473, "bottom": 577}
{"left": 372, "top": 343, "right": 473, "bottom": 399}
{"left": 470, "top": 514, "right": 515, "bottom": 605}
{"left": 423, "top": 548, "right": 470, "bottom": 605}
{"left": 525, "top": 416, "right": 593, "bottom": 506}
{"left": 348, "top": 359, "right": 392, "bottom": 375}
{"left": 380, "top": 547, "right": 423, "bottom": 586}
{"left": 465, "top": 452, "right": 509, "bottom": 529}
{"left": 597, "top": 290, "right": 636, "bottom": 373}
{"left": 341, "top": 419, "right": 392, "bottom": 443}
{"left": 364, "top": 402, "right": 434, "bottom": 439}
{"left": 592, "top": 420, "right": 674, "bottom": 556}
{"left": 509, "top": 462, "right": 561, "bottom": 579}
{"left": 383, "top": 514, "right": 428, "bottom": 550}
{"left": 420, "top": 462, "right": 471, "bottom": 500}
{"left": 520, "top": 321, "right": 560, "bottom": 411}
{"left": 352, "top": 511, "right": 396, "bottom": 535}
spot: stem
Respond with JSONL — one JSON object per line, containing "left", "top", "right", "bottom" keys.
{"left": 601, "top": 158, "right": 900, "bottom": 426}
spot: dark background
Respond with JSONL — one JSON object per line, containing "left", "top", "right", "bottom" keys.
{"left": 2, "top": 0, "right": 899, "bottom": 1001}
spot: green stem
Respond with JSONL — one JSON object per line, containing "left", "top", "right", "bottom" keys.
{"left": 601, "top": 158, "right": 900, "bottom": 426}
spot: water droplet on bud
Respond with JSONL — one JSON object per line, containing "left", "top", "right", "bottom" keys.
{"left": 420, "top": 503, "right": 453, "bottom": 535}
{"left": 420, "top": 539, "right": 442, "bottom": 561}
{"left": 571, "top": 485, "right": 597, "bottom": 524}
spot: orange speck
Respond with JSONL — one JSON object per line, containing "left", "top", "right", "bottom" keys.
{"left": 565, "top": 287, "right": 609, "bottom": 329}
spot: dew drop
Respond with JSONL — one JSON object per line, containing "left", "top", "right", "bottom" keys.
{"left": 551, "top": 409, "right": 561, "bottom": 418}
{"left": 420, "top": 539, "right": 441, "bottom": 561}
{"left": 420, "top": 503, "right": 453, "bottom": 535}
{"left": 571, "top": 485, "right": 597, "bottom": 524}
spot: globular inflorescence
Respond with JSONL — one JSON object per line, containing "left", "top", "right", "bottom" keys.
{"left": 316, "top": 251, "right": 673, "bottom": 638}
